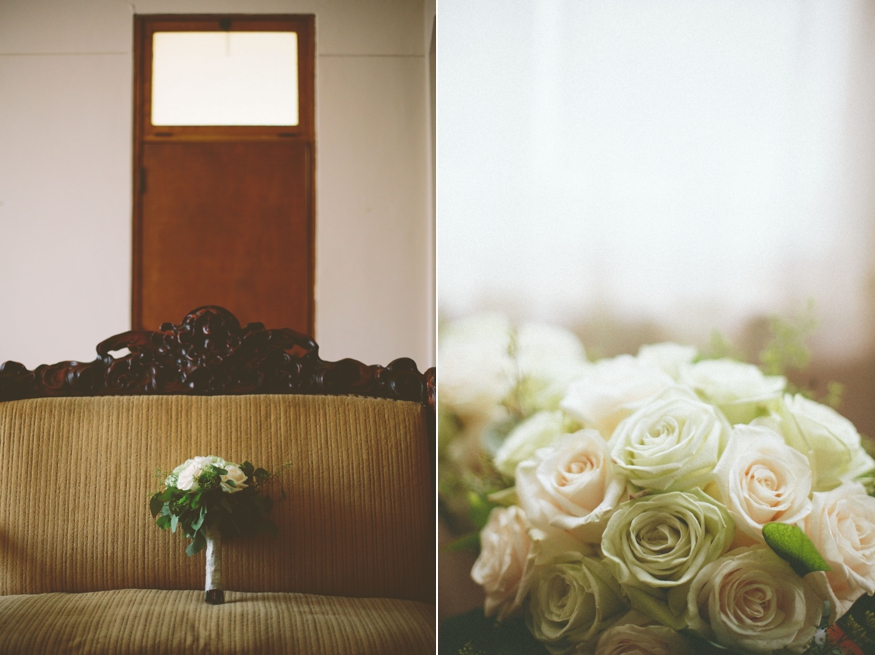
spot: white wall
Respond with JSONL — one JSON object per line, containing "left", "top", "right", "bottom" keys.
{"left": 0, "top": 0, "right": 434, "bottom": 370}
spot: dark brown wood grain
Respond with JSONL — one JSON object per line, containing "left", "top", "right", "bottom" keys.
{"left": 0, "top": 307, "right": 434, "bottom": 415}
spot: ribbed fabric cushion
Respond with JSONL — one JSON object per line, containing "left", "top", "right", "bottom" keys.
{"left": 0, "top": 590, "right": 435, "bottom": 654}
{"left": 0, "top": 395, "right": 432, "bottom": 602}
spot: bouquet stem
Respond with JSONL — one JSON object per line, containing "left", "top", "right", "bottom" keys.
{"left": 204, "top": 524, "right": 224, "bottom": 605}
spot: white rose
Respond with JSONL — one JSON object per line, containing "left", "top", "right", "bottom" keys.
{"left": 712, "top": 424, "right": 811, "bottom": 545}
{"left": 685, "top": 546, "right": 823, "bottom": 653}
{"left": 602, "top": 490, "right": 733, "bottom": 628}
{"left": 221, "top": 464, "right": 248, "bottom": 493}
{"left": 560, "top": 355, "right": 678, "bottom": 437}
{"left": 774, "top": 394, "right": 875, "bottom": 491}
{"left": 527, "top": 555, "right": 625, "bottom": 654}
{"left": 175, "top": 462, "right": 200, "bottom": 491}
{"left": 805, "top": 482, "right": 875, "bottom": 618}
{"left": 608, "top": 390, "right": 728, "bottom": 492}
{"left": 595, "top": 623, "right": 693, "bottom": 655}
{"left": 169, "top": 455, "right": 228, "bottom": 491}
{"left": 678, "top": 358, "right": 785, "bottom": 425}
{"left": 514, "top": 322, "right": 590, "bottom": 412}
{"left": 516, "top": 430, "right": 626, "bottom": 543}
{"left": 494, "top": 410, "right": 566, "bottom": 478}
{"left": 438, "top": 313, "right": 514, "bottom": 422}
{"left": 471, "top": 506, "right": 532, "bottom": 621}
{"left": 637, "top": 343, "right": 697, "bottom": 381}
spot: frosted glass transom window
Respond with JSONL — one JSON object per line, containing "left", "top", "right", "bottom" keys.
{"left": 151, "top": 32, "right": 298, "bottom": 126}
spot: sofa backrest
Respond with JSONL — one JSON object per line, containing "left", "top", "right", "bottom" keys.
{"left": 0, "top": 393, "right": 432, "bottom": 603}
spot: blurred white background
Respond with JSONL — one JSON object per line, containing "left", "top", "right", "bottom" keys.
{"left": 439, "top": 0, "right": 875, "bottom": 362}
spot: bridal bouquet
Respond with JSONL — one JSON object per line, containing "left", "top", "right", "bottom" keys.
{"left": 439, "top": 314, "right": 875, "bottom": 654}
{"left": 150, "top": 456, "right": 282, "bottom": 604}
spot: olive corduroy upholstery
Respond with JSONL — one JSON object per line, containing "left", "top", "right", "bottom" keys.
{"left": 0, "top": 394, "right": 434, "bottom": 654}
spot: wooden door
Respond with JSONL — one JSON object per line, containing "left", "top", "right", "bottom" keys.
{"left": 132, "top": 15, "right": 314, "bottom": 334}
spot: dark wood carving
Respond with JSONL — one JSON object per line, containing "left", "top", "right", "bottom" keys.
{"left": 0, "top": 307, "right": 434, "bottom": 416}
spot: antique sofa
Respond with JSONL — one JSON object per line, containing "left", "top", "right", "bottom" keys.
{"left": 0, "top": 307, "right": 435, "bottom": 654}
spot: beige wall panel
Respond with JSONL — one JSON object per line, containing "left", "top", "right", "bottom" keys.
{"left": 129, "top": 0, "right": 424, "bottom": 55}
{"left": 0, "top": 55, "right": 132, "bottom": 366}
{"left": 0, "top": 0, "right": 131, "bottom": 54}
{"left": 316, "top": 56, "right": 430, "bottom": 367}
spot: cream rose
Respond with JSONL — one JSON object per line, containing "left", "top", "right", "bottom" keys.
{"left": 560, "top": 355, "right": 677, "bottom": 437}
{"left": 805, "top": 482, "right": 875, "bottom": 618}
{"left": 685, "top": 546, "right": 823, "bottom": 653}
{"left": 516, "top": 430, "right": 626, "bottom": 542}
{"left": 438, "top": 313, "right": 514, "bottom": 423}
{"left": 678, "top": 358, "right": 785, "bottom": 425}
{"left": 595, "top": 623, "right": 693, "bottom": 655}
{"left": 774, "top": 394, "right": 875, "bottom": 491}
{"left": 514, "top": 322, "right": 590, "bottom": 412}
{"left": 608, "top": 391, "right": 728, "bottom": 491}
{"left": 493, "top": 410, "right": 566, "bottom": 478}
{"left": 527, "top": 555, "right": 625, "bottom": 654}
{"left": 712, "top": 424, "right": 811, "bottom": 545}
{"left": 637, "top": 342, "right": 697, "bottom": 381}
{"left": 471, "top": 506, "right": 532, "bottom": 621}
{"left": 220, "top": 464, "right": 248, "bottom": 494}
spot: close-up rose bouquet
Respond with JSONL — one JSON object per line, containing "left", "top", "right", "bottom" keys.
{"left": 439, "top": 314, "right": 875, "bottom": 655}
{"left": 150, "top": 455, "right": 285, "bottom": 604}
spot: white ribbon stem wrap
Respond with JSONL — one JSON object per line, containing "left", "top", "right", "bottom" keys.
{"left": 204, "top": 525, "right": 222, "bottom": 591}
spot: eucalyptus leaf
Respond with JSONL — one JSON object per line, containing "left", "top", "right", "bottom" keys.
{"left": 191, "top": 506, "right": 206, "bottom": 532}
{"left": 185, "top": 530, "right": 206, "bottom": 556}
{"left": 170, "top": 513, "right": 179, "bottom": 533}
{"left": 763, "top": 522, "right": 830, "bottom": 577}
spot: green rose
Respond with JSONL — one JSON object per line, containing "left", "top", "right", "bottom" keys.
{"left": 527, "top": 555, "right": 625, "bottom": 654}
{"left": 601, "top": 490, "right": 733, "bottom": 627}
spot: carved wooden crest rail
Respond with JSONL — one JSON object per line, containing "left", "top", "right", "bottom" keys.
{"left": 0, "top": 307, "right": 435, "bottom": 415}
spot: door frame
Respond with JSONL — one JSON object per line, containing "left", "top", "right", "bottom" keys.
{"left": 131, "top": 14, "right": 315, "bottom": 332}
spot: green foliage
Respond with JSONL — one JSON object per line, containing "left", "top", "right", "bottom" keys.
{"left": 439, "top": 610, "right": 549, "bottom": 655}
{"left": 149, "top": 459, "right": 287, "bottom": 556}
{"left": 762, "top": 522, "right": 830, "bottom": 578}
{"left": 703, "top": 329, "right": 746, "bottom": 361}
{"left": 821, "top": 381, "right": 845, "bottom": 410}
{"left": 830, "top": 592, "right": 875, "bottom": 654}
{"left": 759, "top": 300, "right": 818, "bottom": 376}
